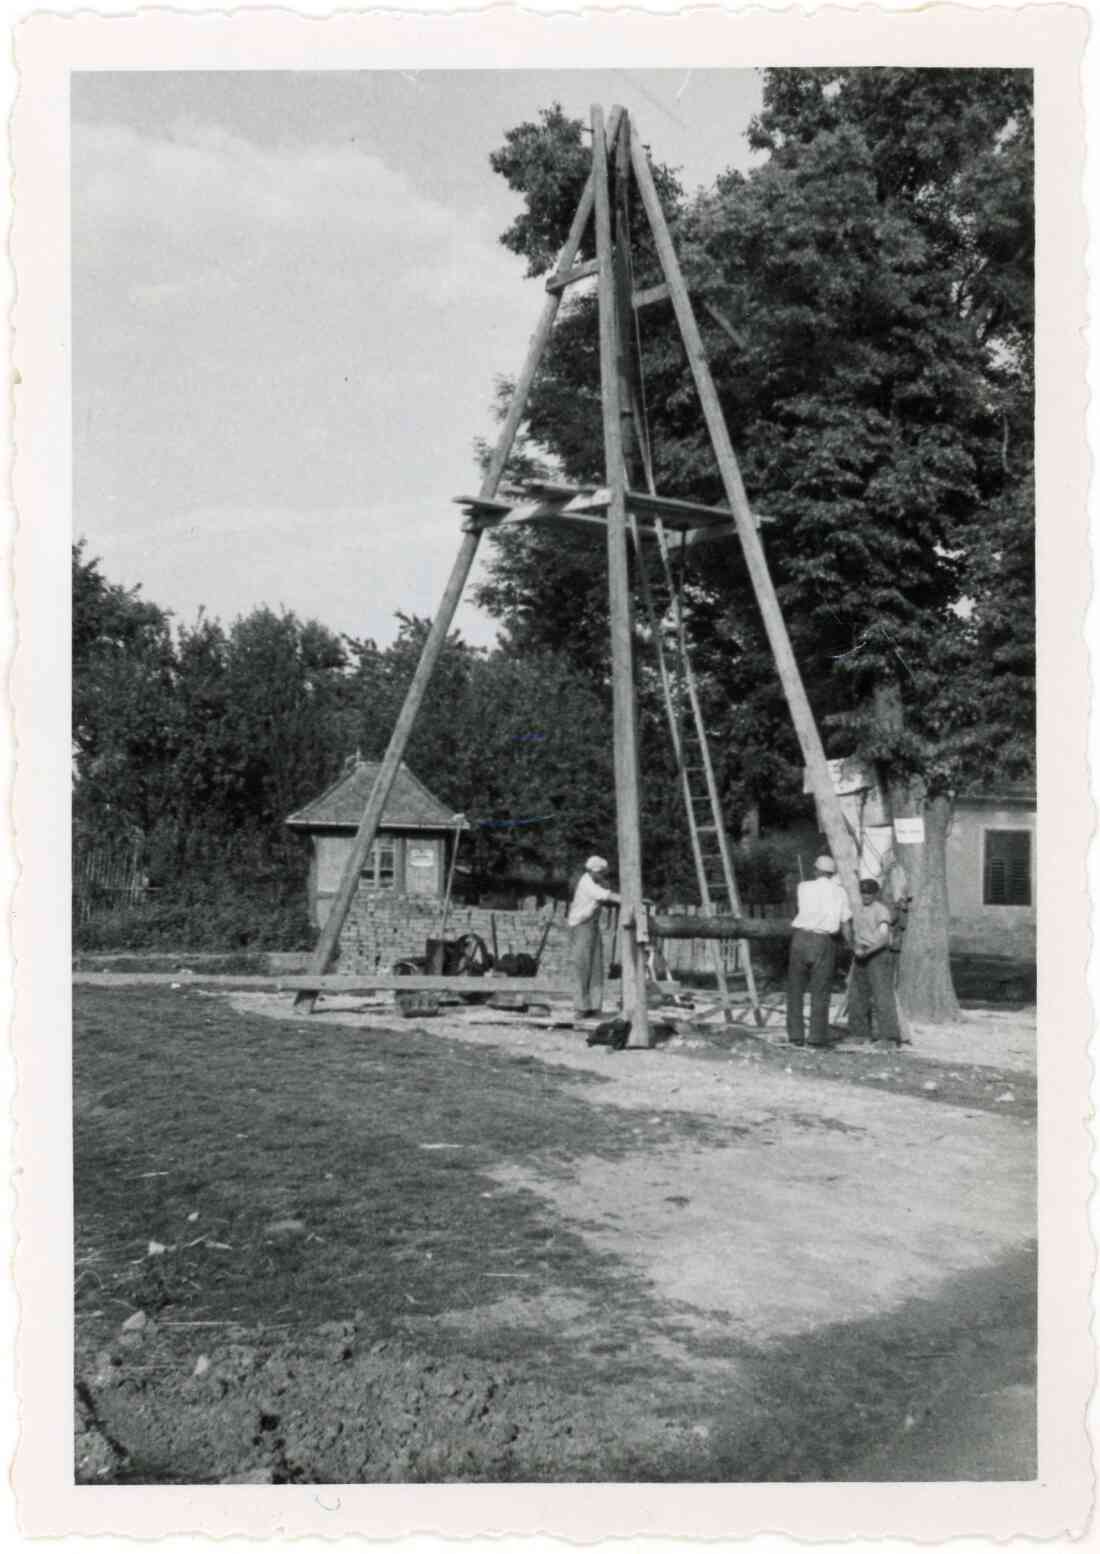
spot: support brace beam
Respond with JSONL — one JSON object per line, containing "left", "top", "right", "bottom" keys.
{"left": 593, "top": 104, "right": 651, "bottom": 1049}
{"left": 629, "top": 124, "right": 862, "bottom": 909}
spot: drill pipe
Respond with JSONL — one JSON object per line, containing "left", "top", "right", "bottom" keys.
{"left": 649, "top": 914, "right": 792, "bottom": 941}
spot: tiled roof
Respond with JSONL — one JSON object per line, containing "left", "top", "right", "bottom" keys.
{"left": 955, "top": 786, "right": 1036, "bottom": 807}
{"left": 286, "top": 761, "right": 463, "bottom": 831}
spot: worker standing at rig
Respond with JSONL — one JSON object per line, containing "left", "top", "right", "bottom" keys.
{"left": 786, "top": 855, "right": 852, "bottom": 1048}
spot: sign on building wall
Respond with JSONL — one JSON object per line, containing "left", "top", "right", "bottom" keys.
{"left": 406, "top": 841, "right": 440, "bottom": 897}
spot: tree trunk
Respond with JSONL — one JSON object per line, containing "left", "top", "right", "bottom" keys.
{"left": 889, "top": 779, "right": 960, "bottom": 1023}
{"left": 872, "top": 680, "right": 959, "bottom": 1025}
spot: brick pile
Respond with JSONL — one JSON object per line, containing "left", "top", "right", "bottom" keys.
{"left": 338, "top": 893, "right": 614, "bottom": 980}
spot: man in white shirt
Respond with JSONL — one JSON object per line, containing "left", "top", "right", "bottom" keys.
{"left": 567, "top": 855, "right": 621, "bottom": 1019}
{"left": 787, "top": 854, "right": 853, "bottom": 1047}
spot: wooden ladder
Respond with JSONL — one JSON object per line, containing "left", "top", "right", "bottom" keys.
{"left": 612, "top": 140, "right": 763, "bottom": 1029}
{"left": 634, "top": 531, "right": 764, "bottom": 1025}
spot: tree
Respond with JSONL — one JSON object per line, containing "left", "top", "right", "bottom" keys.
{"left": 344, "top": 619, "right": 617, "bottom": 886}
{"left": 476, "top": 71, "right": 1034, "bottom": 1020}
{"left": 72, "top": 541, "right": 178, "bottom": 842}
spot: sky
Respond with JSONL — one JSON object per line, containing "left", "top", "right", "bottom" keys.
{"left": 72, "top": 69, "right": 764, "bottom": 648}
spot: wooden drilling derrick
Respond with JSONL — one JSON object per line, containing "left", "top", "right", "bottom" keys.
{"left": 295, "top": 108, "right": 862, "bottom": 1035}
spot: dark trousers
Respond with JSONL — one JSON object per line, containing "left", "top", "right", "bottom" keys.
{"left": 848, "top": 949, "right": 902, "bottom": 1044}
{"left": 787, "top": 929, "right": 837, "bottom": 1045}
{"left": 570, "top": 916, "right": 605, "bottom": 1016}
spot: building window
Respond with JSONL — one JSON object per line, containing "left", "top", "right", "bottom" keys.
{"left": 983, "top": 829, "right": 1031, "bottom": 907}
{"left": 361, "top": 839, "right": 396, "bottom": 889}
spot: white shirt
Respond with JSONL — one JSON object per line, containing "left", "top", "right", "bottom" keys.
{"left": 791, "top": 875, "right": 852, "bottom": 935}
{"left": 568, "top": 871, "right": 615, "bottom": 928}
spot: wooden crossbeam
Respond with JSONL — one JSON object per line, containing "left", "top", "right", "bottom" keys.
{"left": 456, "top": 492, "right": 659, "bottom": 545}
{"left": 503, "top": 506, "right": 643, "bottom": 543}
{"left": 525, "top": 480, "right": 601, "bottom": 500}
{"left": 545, "top": 258, "right": 600, "bottom": 294}
{"left": 456, "top": 486, "right": 775, "bottom": 541}
{"left": 625, "top": 489, "right": 735, "bottom": 531}
{"left": 454, "top": 494, "right": 513, "bottom": 517}
{"left": 633, "top": 281, "right": 670, "bottom": 310}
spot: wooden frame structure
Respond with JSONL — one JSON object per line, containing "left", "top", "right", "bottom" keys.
{"left": 295, "top": 108, "right": 861, "bottom": 1037}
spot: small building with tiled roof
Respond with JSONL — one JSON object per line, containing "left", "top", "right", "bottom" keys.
{"left": 286, "top": 759, "right": 466, "bottom": 928}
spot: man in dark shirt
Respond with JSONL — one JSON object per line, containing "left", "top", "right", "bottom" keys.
{"left": 847, "top": 878, "right": 902, "bottom": 1046}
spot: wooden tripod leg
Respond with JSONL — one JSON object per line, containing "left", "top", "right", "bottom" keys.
{"left": 628, "top": 125, "right": 862, "bottom": 907}
{"left": 294, "top": 529, "right": 481, "bottom": 1010}
{"left": 593, "top": 105, "right": 650, "bottom": 1049}
{"left": 294, "top": 113, "right": 625, "bottom": 1011}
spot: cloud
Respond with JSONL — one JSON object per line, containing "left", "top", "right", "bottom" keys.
{"left": 73, "top": 118, "right": 524, "bottom": 309}
{"left": 92, "top": 502, "right": 501, "bottom": 647}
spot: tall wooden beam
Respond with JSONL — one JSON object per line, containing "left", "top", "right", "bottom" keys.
{"left": 593, "top": 105, "right": 651, "bottom": 1048}
{"left": 628, "top": 126, "right": 861, "bottom": 907}
{"left": 295, "top": 111, "right": 624, "bottom": 1008}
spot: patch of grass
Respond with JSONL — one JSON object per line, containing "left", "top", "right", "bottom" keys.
{"left": 74, "top": 988, "right": 665, "bottom": 1362}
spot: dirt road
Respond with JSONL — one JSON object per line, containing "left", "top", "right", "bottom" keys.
{"left": 74, "top": 985, "right": 1036, "bottom": 1483}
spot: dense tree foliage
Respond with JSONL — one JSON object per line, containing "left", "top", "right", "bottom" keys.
{"left": 72, "top": 550, "right": 623, "bottom": 948}
{"left": 474, "top": 71, "right": 1034, "bottom": 1018}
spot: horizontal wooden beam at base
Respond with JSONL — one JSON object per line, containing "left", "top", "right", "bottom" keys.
{"left": 73, "top": 972, "right": 574, "bottom": 995}
{"left": 545, "top": 258, "right": 600, "bottom": 294}
{"left": 650, "top": 914, "right": 792, "bottom": 941}
{"left": 284, "top": 974, "right": 573, "bottom": 995}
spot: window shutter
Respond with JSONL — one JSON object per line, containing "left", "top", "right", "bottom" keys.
{"left": 983, "top": 830, "right": 1031, "bottom": 907}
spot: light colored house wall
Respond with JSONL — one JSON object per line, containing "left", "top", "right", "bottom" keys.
{"left": 315, "top": 833, "right": 352, "bottom": 900}
{"left": 946, "top": 803, "right": 1036, "bottom": 958}
{"left": 312, "top": 832, "right": 445, "bottom": 927}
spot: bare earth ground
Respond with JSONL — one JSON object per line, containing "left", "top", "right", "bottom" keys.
{"left": 73, "top": 983, "right": 1036, "bottom": 1484}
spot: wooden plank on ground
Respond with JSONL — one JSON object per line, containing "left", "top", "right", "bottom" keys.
{"left": 73, "top": 972, "right": 574, "bottom": 995}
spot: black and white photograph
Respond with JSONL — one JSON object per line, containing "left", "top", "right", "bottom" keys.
{"left": 8, "top": 3, "right": 1092, "bottom": 1542}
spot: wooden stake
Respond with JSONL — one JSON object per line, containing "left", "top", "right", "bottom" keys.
{"left": 295, "top": 113, "right": 624, "bottom": 1009}
{"left": 593, "top": 105, "right": 650, "bottom": 1049}
{"left": 628, "top": 125, "right": 861, "bottom": 908}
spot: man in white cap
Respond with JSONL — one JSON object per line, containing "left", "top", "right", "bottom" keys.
{"left": 787, "top": 854, "right": 853, "bottom": 1047}
{"left": 567, "top": 856, "right": 621, "bottom": 1020}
